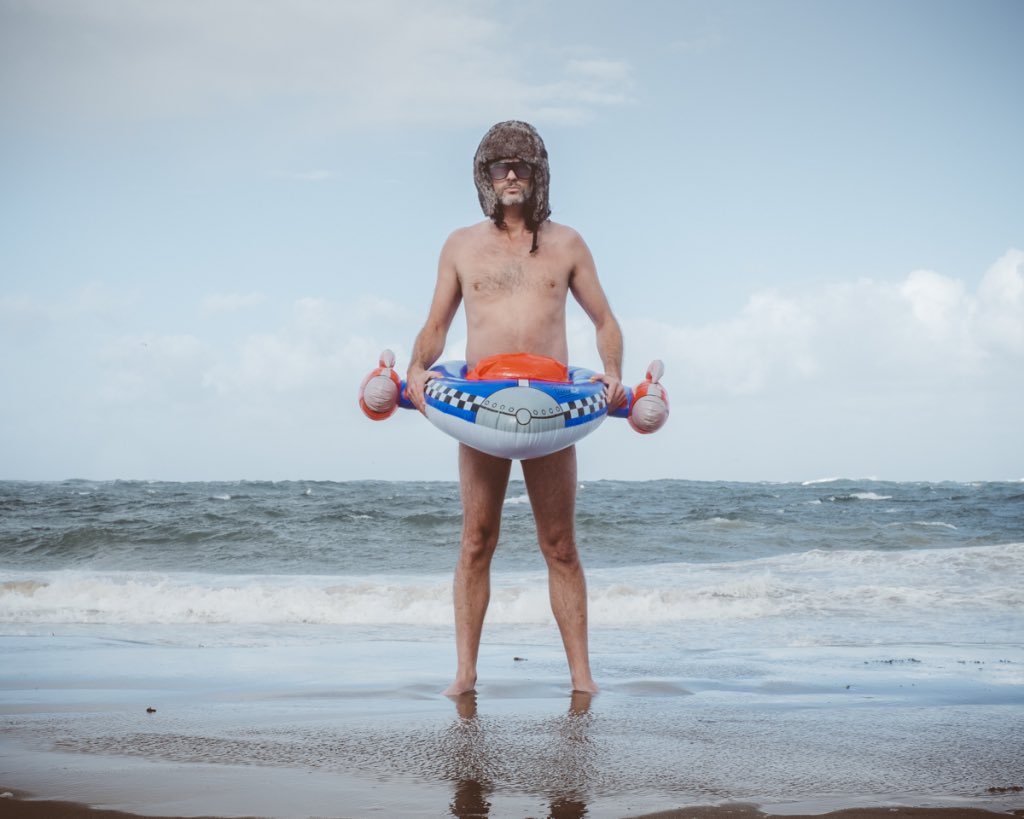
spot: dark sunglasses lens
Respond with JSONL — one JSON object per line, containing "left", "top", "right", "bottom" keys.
{"left": 489, "top": 162, "right": 533, "bottom": 180}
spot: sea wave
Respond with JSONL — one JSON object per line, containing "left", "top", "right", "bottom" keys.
{"left": 801, "top": 477, "right": 882, "bottom": 486}
{"left": 826, "top": 491, "right": 893, "bottom": 502}
{"left": 2, "top": 543, "right": 1020, "bottom": 629}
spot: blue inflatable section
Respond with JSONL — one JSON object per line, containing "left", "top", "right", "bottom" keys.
{"left": 397, "top": 360, "right": 632, "bottom": 460}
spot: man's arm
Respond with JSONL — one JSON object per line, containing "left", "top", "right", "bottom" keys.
{"left": 405, "top": 233, "right": 463, "bottom": 413}
{"left": 567, "top": 231, "right": 627, "bottom": 411}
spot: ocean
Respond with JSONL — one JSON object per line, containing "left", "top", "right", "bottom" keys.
{"left": 2, "top": 478, "right": 1022, "bottom": 647}
{"left": 1, "top": 478, "right": 1023, "bottom": 817}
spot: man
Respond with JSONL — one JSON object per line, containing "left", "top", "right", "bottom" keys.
{"left": 405, "top": 121, "right": 625, "bottom": 696}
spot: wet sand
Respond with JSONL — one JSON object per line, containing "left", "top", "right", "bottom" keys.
{"left": 2, "top": 634, "right": 1023, "bottom": 818}
{"left": 1, "top": 790, "right": 1021, "bottom": 819}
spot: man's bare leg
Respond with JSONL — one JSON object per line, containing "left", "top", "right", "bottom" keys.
{"left": 444, "top": 443, "right": 511, "bottom": 696}
{"left": 521, "top": 445, "right": 599, "bottom": 694}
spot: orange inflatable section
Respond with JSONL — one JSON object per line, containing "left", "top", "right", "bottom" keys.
{"left": 466, "top": 353, "right": 570, "bottom": 383}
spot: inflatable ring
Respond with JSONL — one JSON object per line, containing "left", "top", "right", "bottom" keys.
{"left": 359, "top": 350, "right": 668, "bottom": 460}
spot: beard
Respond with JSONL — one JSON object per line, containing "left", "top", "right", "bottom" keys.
{"left": 498, "top": 183, "right": 532, "bottom": 207}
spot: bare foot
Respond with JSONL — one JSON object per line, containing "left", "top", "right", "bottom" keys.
{"left": 571, "top": 677, "right": 599, "bottom": 695}
{"left": 443, "top": 676, "right": 477, "bottom": 696}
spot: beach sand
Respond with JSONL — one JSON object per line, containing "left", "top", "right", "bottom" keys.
{"left": 2, "top": 633, "right": 1022, "bottom": 818}
{"left": 1, "top": 792, "right": 1022, "bottom": 819}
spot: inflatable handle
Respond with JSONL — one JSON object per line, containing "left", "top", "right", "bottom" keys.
{"left": 609, "top": 389, "right": 633, "bottom": 419}
{"left": 358, "top": 349, "right": 402, "bottom": 420}
{"left": 626, "top": 359, "right": 669, "bottom": 434}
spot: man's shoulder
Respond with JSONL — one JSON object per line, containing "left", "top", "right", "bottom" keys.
{"left": 542, "top": 220, "right": 581, "bottom": 239}
{"left": 540, "top": 220, "right": 587, "bottom": 250}
{"left": 443, "top": 220, "right": 492, "bottom": 248}
{"left": 454, "top": 220, "right": 495, "bottom": 237}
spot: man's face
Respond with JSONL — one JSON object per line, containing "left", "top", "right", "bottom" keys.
{"left": 490, "top": 158, "right": 533, "bottom": 206}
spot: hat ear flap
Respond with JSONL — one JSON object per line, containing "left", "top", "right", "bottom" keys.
{"left": 530, "top": 160, "right": 551, "bottom": 226}
{"left": 474, "top": 157, "right": 499, "bottom": 218}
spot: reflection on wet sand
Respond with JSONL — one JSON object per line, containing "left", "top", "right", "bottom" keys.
{"left": 446, "top": 691, "right": 594, "bottom": 818}
{"left": 451, "top": 777, "right": 492, "bottom": 819}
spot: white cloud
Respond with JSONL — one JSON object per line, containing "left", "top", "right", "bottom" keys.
{"left": 976, "top": 249, "right": 1024, "bottom": 356}
{"left": 0, "top": 0, "right": 633, "bottom": 128}
{"left": 900, "top": 268, "right": 968, "bottom": 332}
{"left": 96, "top": 332, "right": 212, "bottom": 405}
{"left": 621, "top": 290, "right": 817, "bottom": 397}
{"left": 201, "top": 295, "right": 418, "bottom": 397}
{"left": 622, "top": 249, "right": 1024, "bottom": 399}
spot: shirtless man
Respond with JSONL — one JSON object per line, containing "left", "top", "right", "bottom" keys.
{"left": 404, "top": 121, "right": 625, "bottom": 696}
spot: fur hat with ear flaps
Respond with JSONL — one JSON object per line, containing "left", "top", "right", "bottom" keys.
{"left": 473, "top": 120, "right": 551, "bottom": 252}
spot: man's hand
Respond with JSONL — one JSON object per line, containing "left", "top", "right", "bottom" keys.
{"left": 591, "top": 373, "right": 626, "bottom": 412}
{"left": 405, "top": 366, "right": 440, "bottom": 414}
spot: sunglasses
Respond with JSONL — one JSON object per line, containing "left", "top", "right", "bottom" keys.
{"left": 488, "top": 161, "right": 534, "bottom": 180}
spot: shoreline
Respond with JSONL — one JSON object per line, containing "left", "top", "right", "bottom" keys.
{"left": 2, "top": 788, "right": 1022, "bottom": 819}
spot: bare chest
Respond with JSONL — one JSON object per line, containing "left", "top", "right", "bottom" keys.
{"left": 461, "top": 247, "right": 567, "bottom": 299}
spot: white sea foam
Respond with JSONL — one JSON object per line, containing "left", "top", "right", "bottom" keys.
{"left": 504, "top": 494, "right": 531, "bottom": 505}
{"left": 801, "top": 476, "right": 881, "bottom": 486}
{"left": 2, "top": 545, "right": 1021, "bottom": 640}
{"left": 882, "top": 521, "right": 957, "bottom": 530}
{"left": 849, "top": 492, "right": 893, "bottom": 501}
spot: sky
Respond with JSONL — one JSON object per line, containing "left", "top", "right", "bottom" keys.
{"left": 1, "top": 0, "right": 1022, "bottom": 483}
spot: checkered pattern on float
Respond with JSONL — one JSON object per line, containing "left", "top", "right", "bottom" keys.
{"left": 560, "top": 393, "right": 605, "bottom": 420}
{"left": 427, "top": 380, "right": 606, "bottom": 421}
{"left": 426, "top": 381, "right": 486, "bottom": 412}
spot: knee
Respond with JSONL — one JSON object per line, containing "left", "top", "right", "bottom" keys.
{"left": 539, "top": 531, "right": 580, "bottom": 569}
{"left": 460, "top": 523, "right": 499, "bottom": 567}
